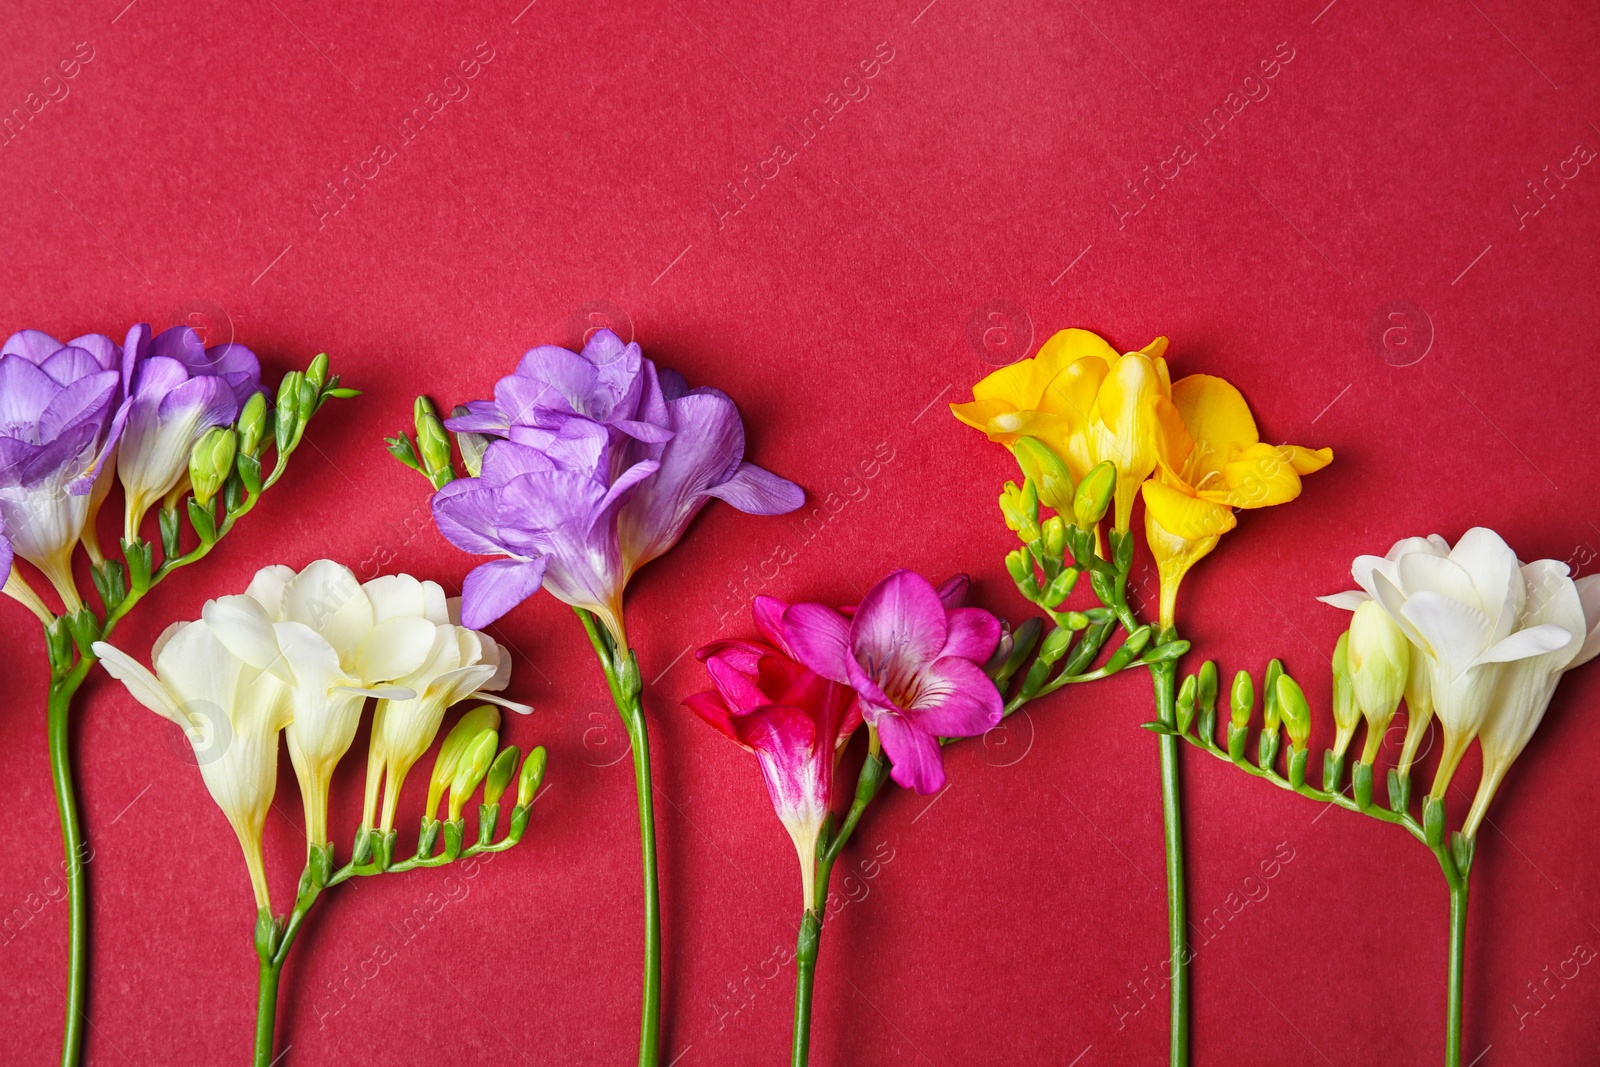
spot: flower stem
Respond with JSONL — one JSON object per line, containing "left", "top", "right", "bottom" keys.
{"left": 253, "top": 953, "right": 285, "bottom": 1067}
{"left": 1151, "top": 656, "right": 1190, "bottom": 1067}
{"left": 575, "top": 608, "right": 662, "bottom": 1067}
{"left": 789, "top": 909, "right": 822, "bottom": 1067}
{"left": 46, "top": 662, "right": 92, "bottom": 1067}
{"left": 1431, "top": 845, "right": 1469, "bottom": 1067}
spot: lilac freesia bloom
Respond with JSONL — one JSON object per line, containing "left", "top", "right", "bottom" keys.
{"left": 0, "top": 328, "right": 131, "bottom": 605}
{"left": 433, "top": 331, "right": 804, "bottom": 641}
{"left": 783, "top": 570, "right": 1004, "bottom": 794}
{"left": 119, "top": 324, "right": 262, "bottom": 541}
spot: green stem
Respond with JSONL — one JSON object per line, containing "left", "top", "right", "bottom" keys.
{"left": 47, "top": 663, "right": 91, "bottom": 1067}
{"left": 1434, "top": 850, "right": 1468, "bottom": 1067}
{"left": 790, "top": 909, "right": 822, "bottom": 1067}
{"left": 618, "top": 691, "right": 663, "bottom": 1067}
{"left": 254, "top": 954, "right": 285, "bottom": 1067}
{"left": 1152, "top": 657, "right": 1189, "bottom": 1067}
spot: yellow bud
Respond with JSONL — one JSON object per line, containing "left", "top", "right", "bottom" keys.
{"left": 188, "top": 426, "right": 237, "bottom": 507}
{"left": 1072, "top": 461, "right": 1116, "bottom": 528}
{"left": 1010, "top": 437, "right": 1074, "bottom": 515}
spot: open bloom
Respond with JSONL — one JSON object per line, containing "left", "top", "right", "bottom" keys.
{"left": 93, "top": 616, "right": 292, "bottom": 910}
{"left": 1319, "top": 528, "right": 1582, "bottom": 799}
{"left": 783, "top": 570, "right": 1003, "bottom": 794}
{"left": 0, "top": 329, "right": 131, "bottom": 607}
{"left": 685, "top": 597, "right": 860, "bottom": 908}
{"left": 362, "top": 582, "right": 530, "bottom": 833}
{"left": 1141, "top": 374, "right": 1331, "bottom": 629}
{"left": 1463, "top": 561, "right": 1599, "bottom": 835}
{"left": 118, "top": 324, "right": 262, "bottom": 541}
{"left": 433, "top": 330, "right": 804, "bottom": 641}
{"left": 951, "top": 327, "right": 1178, "bottom": 531}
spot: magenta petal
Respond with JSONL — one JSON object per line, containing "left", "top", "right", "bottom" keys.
{"left": 874, "top": 712, "right": 947, "bottom": 794}
{"left": 751, "top": 595, "right": 794, "bottom": 657}
{"left": 704, "top": 462, "right": 804, "bottom": 515}
{"left": 941, "top": 607, "right": 1002, "bottom": 662}
{"left": 906, "top": 655, "right": 1003, "bottom": 737}
{"left": 935, "top": 574, "right": 970, "bottom": 608}
{"left": 683, "top": 690, "right": 740, "bottom": 742}
{"left": 460, "top": 557, "right": 548, "bottom": 629}
{"left": 849, "top": 570, "right": 949, "bottom": 690}
{"left": 704, "top": 647, "right": 768, "bottom": 711}
{"left": 782, "top": 603, "right": 855, "bottom": 684}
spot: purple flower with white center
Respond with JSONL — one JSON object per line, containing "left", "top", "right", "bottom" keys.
{"left": 783, "top": 570, "right": 1004, "bottom": 794}
{"left": 119, "top": 324, "right": 262, "bottom": 541}
{"left": 0, "top": 328, "right": 131, "bottom": 607}
{"left": 432, "top": 331, "right": 804, "bottom": 641}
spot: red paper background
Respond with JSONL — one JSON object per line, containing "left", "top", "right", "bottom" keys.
{"left": 1, "top": 0, "right": 1597, "bottom": 1063}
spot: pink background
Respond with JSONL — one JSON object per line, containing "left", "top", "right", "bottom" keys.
{"left": 1, "top": 0, "right": 1597, "bottom": 1063}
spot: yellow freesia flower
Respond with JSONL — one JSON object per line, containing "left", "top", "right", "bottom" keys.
{"left": 951, "top": 327, "right": 1178, "bottom": 531}
{"left": 1142, "top": 373, "right": 1332, "bottom": 629}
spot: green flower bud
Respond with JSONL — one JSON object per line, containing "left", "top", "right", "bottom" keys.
{"left": 274, "top": 371, "right": 304, "bottom": 453}
{"left": 1010, "top": 437, "right": 1074, "bottom": 515}
{"left": 1041, "top": 515, "right": 1067, "bottom": 562}
{"left": 1276, "top": 674, "right": 1311, "bottom": 752}
{"left": 1262, "top": 659, "right": 1284, "bottom": 731}
{"left": 999, "top": 480, "right": 1040, "bottom": 542}
{"left": 1349, "top": 600, "right": 1410, "bottom": 743}
{"left": 427, "top": 705, "right": 501, "bottom": 819}
{"left": 1330, "top": 631, "right": 1358, "bottom": 758}
{"left": 483, "top": 745, "right": 521, "bottom": 806}
{"left": 237, "top": 392, "right": 268, "bottom": 456}
{"left": 306, "top": 352, "right": 330, "bottom": 391}
{"left": 188, "top": 426, "right": 237, "bottom": 508}
{"left": 414, "top": 396, "right": 455, "bottom": 489}
{"left": 1196, "top": 660, "right": 1218, "bottom": 716}
{"left": 1175, "top": 674, "right": 1198, "bottom": 734}
{"left": 448, "top": 730, "right": 499, "bottom": 820}
{"left": 1072, "top": 461, "right": 1116, "bottom": 529}
{"left": 516, "top": 746, "right": 548, "bottom": 808}
{"left": 1229, "top": 670, "right": 1254, "bottom": 728}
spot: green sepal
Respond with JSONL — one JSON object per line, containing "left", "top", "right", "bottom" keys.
{"left": 326, "top": 386, "right": 360, "bottom": 399}
{"left": 478, "top": 802, "right": 500, "bottom": 845}
{"left": 1039, "top": 567, "right": 1076, "bottom": 608}
{"left": 1103, "top": 625, "right": 1151, "bottom": 671}
{"left": 417, "top": 817, "right": 441, "bottom": 859}
{"left": 1140, "top": 639, "right": 1191, "bottom": 664}
{"left": 1450, "top": 831, "right": 1475, "bottom": 877}
{"left": 1352, "top": 761, "right": 1374, "bottom": 809}
{"left": 386, "top": 432, "right": 424, "bottom": 471}
{"left": 1226, "top": 722, "right": 1248, "bottom": 762}
{"left": 1423, "top": 796, "right": 1447, "bottom": 847}
{"left": 158, "top": 506, "right": 182, "bottom": 561}
{"left": 1140, "top": 721, "right": 1178, "bottom": 736}
{"left": 619, "top": 651, "right": 643, "bottom": 700}
{"left": 1387, "top": 768, "right": 1411, "bottom": 815}
{"left": 120, "top": 537, "right": 154, "bottom": 592}
{"left": 90, "top": 558, "right": 127, "bottom": 613}
{"left": 442, "top": 819, "right": 466, "bottom": 860}
{"left": 274, "top": 371, "right": 304, "bottom": 454}
{"left": 45, "top": 618, "right": 73, "bottom": 675}
{"left": 1323, "top": 751, "right": 1345, "bottom": 794}
{"left": 1256, "top": 729, "right": 1280, "bottom": 773}
{"left": 187, "top": 498, "right": 217, "bottom": 544}
{"left": 64, "top": 608, "right": 101, "bottom": 657}
{"left": 377, "top": 830, "right": 397, "bottom": 871}
{"left": 508, "top": 804, "right": 532, "bottom": 843}
{"left": 1287, "top": 747, "right": 1309, "bottom": 789}
{"left": 254, "top": 908, "right": 278, "bottom": 960}
{"left": 237, "top": 451, "right": 263, "bottom": 495}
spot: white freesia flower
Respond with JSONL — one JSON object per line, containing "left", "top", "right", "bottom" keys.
{"left": 362, "top": 593, "right": 530, "bottom": 833}
{"left": 92, "top": 620, "right": 292, "bottom": 910}
{"left": 1463, "top": 565, "right": 1600, "bottom": 836}
{"left": 1321, "top": 528, "right": 1588, "bottom": 799}
{"left": 205, "top": 561, "right": 439, "bottom": 848}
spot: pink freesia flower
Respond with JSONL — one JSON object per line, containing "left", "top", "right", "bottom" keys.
{"left": 783, "top": 570, "right": 1003, "bottom": 794}
{"left": 685, "top": 600, "right": 860, "bottom": 906}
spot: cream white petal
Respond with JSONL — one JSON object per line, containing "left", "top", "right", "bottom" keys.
{"left": 203, "top": 595, "right": 291, "bottom": 681}
{"left": 245, "top": 564, "right": 296, "bottom": 619}
{"left": 1476, "top": 624, "right": 1577, "bottom": 666}
{"left": 1317, "top": 590, "right": 1369, "bottom": 611}
{"left": 1397, "top": 552, "right": 1482, "bottom": 610}
{"left": 1449, "top": 526, "right": 1524, "bottom": 635}
{"left": 282, "top": 559, "right": 373, "bottom": 661}
{"left": 354, "top": 615, "right": 439, "bottom": 684}
{"left": 91, "top": 640, "right": 186, "bottom": 727}
{"left": 1571, "top": 575, "right": 1600, "bottom": 669}
{"left": 362, "top": 573, "right": 430, "bottom": 622}
{"left": 1400, "top": 592, "right": 1491, "bottom": 677}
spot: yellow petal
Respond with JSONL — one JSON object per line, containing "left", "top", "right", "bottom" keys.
{"left": 972, "top": 328, "right": 1116, "bottom": 408}
{"left": 1138, "top": 336, "right": 1170, "bottom": 360}
{"left": 950, "top": 397, "right": 1016, "bottom": 433}
{"left": 1283, "top": 444, "right": 1333, "bottom": 475}
{"left": 1210, "top": 442, "right": 1307, "bottom": 510}
{"left": 1151, "top": 394, "right": 1194, "bottom": 478}
{"left": 1171, "top": 374, "right": 1260, "bottom": 486}
{"left": 1141, "top": 480, "right": 1237, "bottom": 542}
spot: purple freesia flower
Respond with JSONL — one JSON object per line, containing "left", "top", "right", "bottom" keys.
{"left": 783, "top": 570, "right": 1004, "bottom": 794}
{"left": 432, "top": 331, "right": 804, "bottom": 640}
{"left": 119, "top": 324, "right": 262, "bottom": 540}
{"left": 0, "top": 328, "right": 131, "bottom": 605}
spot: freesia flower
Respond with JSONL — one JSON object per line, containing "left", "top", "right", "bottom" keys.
{"left": 1141, "top": 374, "right": 1331, "bottom": 629}
{"left": 432, "top": 330, "right": 804, "bottom": 640}
{"left": 93, "top": 617, "right": 292, "bottom": 910}
{"left": 1319, "top": 528, "right": 1580, "bottom": 799}
{"left": 118, "top": 324, "right": 262, "bottom": 542}
{"left": 204, "top": 561, "right": 442, "bottom": 848}
{"left": 1462, "top": 563, "right": 1599, "bottom": 836}
{"left": 950, "top": 327, "right": 1178, "bottom": 531}
{"left": 783, "top": 570, "right": 1003, "bottom": 793}
{"left": 361, "top": 580, "right": 530, "bottom": 834}
{"left": 0, "top": 328, "right": 131, "bottom": 609}
{"left": 685, "top": 597, "right": 860, "bottom": 907}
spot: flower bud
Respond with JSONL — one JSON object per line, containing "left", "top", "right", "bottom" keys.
{"left": 427, "top": 705, "right": 501, "bottom": 819}
{"left": 188, "top": 426, "right": 237, "bottom": 508}
{"left": 516, "top": 745, "right": 547, "bottom": 807}
{"left": 1175, "top": 673, "right": 1198, "bottom": 734}
{"left": 414, "top": 396, "right": 455, "bottom": 489}
{"left": 1348, "top": 600, "right": 1409, "bottom": 735}
{"left": 999, "top": 480, "right": 1040, "bottom": 542}
{"left": 483, "top": 745, "right": 520, "bottom": 805}
{"left": 237, "top": 392, "right": 268, "bottom": 457}
{"left": 1262, "top": 659, "right": 1284, "bottom": 731}
{"left": 448, "top": 730, "right": 499, "bottom": 820}
{"left": 1041, "top": 515, "right": 1067, "bottom": 562}
{"left": 1330, "top": 631, "right": 1358, "bottom": 758}
{"left": 1276, "top": 674, "right": 1311, "bottom": 752}
{"left": 274, "top": 371, "right": 304, "bottom": 453}
{"left": 306, "top": 352, "right": 329, "bottom": 392}
{"left": 451, "top": 405, "right": 489, "bottom": 477}
{"left": 1072, "top": 461, "right": 1116, "bottom": 528}
{"left": 1229, "top": 669, "right": 1254, "bottom": 728}
{"left": 1010, "top": 437, "right": 1074, "bottom": 516}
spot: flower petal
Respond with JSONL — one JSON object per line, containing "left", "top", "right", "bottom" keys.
{"left": 460, "top": 557, "right": 548, "bottom": 629}
{"left": 873, "top": 712, "right": 947, "bottom": 794}
{"left": 1317, "top": 590, "right": 1370, "bottom": 611}
{"left": 849, "top": 570, "right": 949, "bottom": 695}
{"left": 782, "top": 603, "right": 855, "bottom": 684}
{"left": 941, "top": 608, "right": 1001, "bottom": 662}
{"left": 703, "top": 462, "right": 804, "bottom": 515}
{"left": 356, "top": 615, "right": 443, "bottom": 684}
{"left": 906, "top": 655, "right": 1003, "bottom": 737}
{"left": 91, "top": 639, "right": 185, "bottom": 726}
